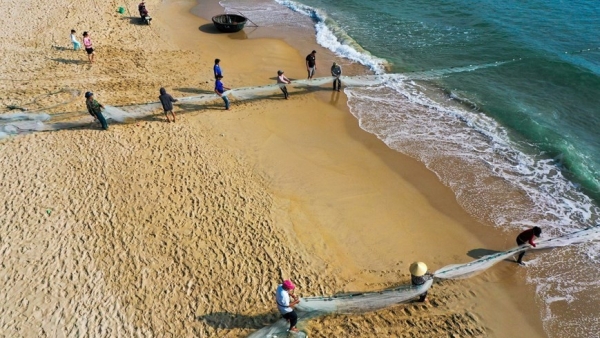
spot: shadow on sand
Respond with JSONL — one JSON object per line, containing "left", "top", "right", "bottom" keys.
{"left": 121, "top": 16, "right": 149, "bottom": 26}
{"left": 467, "top": 248, "right": 518, "bottom": 263}
{"left": 50, "top": 58, "right": 86, "bottom": 65}
{"left": 174, "top": 87, "right": 214, "bottom": 95}
{"left": 196, "top": 311, "right": 279, "bottom": 330}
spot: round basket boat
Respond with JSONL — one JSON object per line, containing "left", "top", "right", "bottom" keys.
{"left": 212, "top": 14, "right": 248, "bottom": 33}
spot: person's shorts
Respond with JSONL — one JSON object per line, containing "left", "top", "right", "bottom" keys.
{"left": 73, "top": 41, "right": 81, "bottom": 50}
{"left": 308, "top": 66, "right": 315, "bottom": 77}
{"left": 85, "top": 47, "right": 94, "bottom": 55}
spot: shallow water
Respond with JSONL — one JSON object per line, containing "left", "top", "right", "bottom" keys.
{"left": 216, "top": 0, "right": 600, "bottom": 336}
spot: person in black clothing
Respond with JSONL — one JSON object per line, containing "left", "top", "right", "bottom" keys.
{"left": 331, "top": 62, "right": 342, "bottom": 91}
{"left": 159, "top": 87, "right": 178, "bottom": 123}
{"left": 410, "top": 261, "right": 433, "bottom": 302}
{"left": 515, "top": 226, "right": 542, "bottom": 265}
{"left": 305, "top": 50, "right": 317, "bottom": 79}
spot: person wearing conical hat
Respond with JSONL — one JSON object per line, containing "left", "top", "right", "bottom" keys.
{"left": 410, "top": 262, "right": 433, "bottom": 302}
{"left": 275, "top": 279, "right": 300, "bottom": 333}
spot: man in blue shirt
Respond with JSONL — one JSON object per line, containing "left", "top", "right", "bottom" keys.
{"left": 213, "top": 58, "right": 222, "bottom": 79}
{"left": 214, "top": 75, "right": 231, "bottom": 110}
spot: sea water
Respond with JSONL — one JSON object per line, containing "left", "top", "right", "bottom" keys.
{"left": 217, "top": 0, "right": 600, "bottom": 336}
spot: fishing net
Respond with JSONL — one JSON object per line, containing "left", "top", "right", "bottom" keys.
{"left": 247, "top": 280, "right": 433, "bottom": 337}
{"left": 0, "top": 59, "right": 512, "bottom": 140}
{"left": 248, "top": 226, "right": 600, "bottom": 337}
{"left": 435, "top": 225, "right": 600, "bottom": 279}
{"left": 297, "top": 279, "right": 433, "bottom": 314}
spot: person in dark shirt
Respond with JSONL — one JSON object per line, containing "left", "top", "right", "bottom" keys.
{"left": 214, "top": 75, "right": 231, "bottom": 110}
{"left": 331, "top": 62, "right": 342, "bottom": 91}
{"left": 410, "top": 261, "right": 433, "bottom": 302}
{"left": 305, "top": 50, "right": 317, "bottom": 79}
{"left": 159, "top": 87, "right": 178, "bottom": 123}
{"left": 515, "top": 226, "right": 541, "bottom": 265}
{"left": 84, "top": 91, "right": 108, "bottom": 130}
{"left": 213, "top": 58, "right": 222, "bottom": 80}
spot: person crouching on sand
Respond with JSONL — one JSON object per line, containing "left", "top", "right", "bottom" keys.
{"left": 515, "top": 226, "right": 541, "bottom": 266}
{"left": 214, "top": 75, "right": 231, "bottom": 110}
{"left": 410, "top": 261, "right": 433, "bottom": 302}
{"left": 277, "top": 70, "right": 291, "bottom": 99}
{"left": 159, "top": 87, "right": 178, "bottom": 122}
{"left": 85, "top": 92, "right": 108, "bottom": 130}
{"left": 276, "top": 279, "right": 300, "bottom": 333}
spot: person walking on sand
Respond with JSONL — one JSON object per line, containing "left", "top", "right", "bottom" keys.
{"left": 277, "top": 70, "right": 291, "bottom": 99}
{"left": 515, "top": 226, "right": 541, "bottom": 266}
{"left": 276, "top": 280, "right": 300, "bottom": 333}
{"left": 331, "top": 62, "right": 342, "bottom": 91}
{"left": 213, "top": 59, "right": 222, "bottom": 79}
{"left": 410, "top": 261, "right": 433, "bottom": 302}
{"left": 305, "top": 50, "right": 317, "bottom": 79}
{"left": 82, "top": 32, "right": 95, "bottom": 63}
{"left": 214, "top": 75, "right": 231, "bottom": 110}
{"left": 159, "top": 87, "right": 178, "bottom": 123}
{"left": 70, "top": 29, "right": 81, "bottom": 51}
{"left": 85, "top": 92, "right": 108, "bottom": 130}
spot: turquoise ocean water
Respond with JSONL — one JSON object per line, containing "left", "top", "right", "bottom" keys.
{"left": 217, "top": 0, "right": 600, "bottom": 336}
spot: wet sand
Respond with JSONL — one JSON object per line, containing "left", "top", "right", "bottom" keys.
{"left": 0, "top": 0, "right": 547, "bottom": 336}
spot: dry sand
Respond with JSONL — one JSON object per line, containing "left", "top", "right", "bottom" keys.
{"left": 0, "top": 0, "right": 548, "bottom": 336}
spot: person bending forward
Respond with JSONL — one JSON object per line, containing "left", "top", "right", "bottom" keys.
{"left": 276, "top": 280, "right": 300, "bottom": 332}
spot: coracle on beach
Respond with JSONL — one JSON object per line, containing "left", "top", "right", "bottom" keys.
{"left": 212, "top": 14, "right": 247, "bottom": 32}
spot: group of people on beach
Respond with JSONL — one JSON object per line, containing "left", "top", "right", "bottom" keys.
{"left": 275, "top": 50, "right": 343, "bottom": 103}
{"left": 83, "top": 49, "right": 345, "bottom": 130}
{"left": 276, "top": 226, "right": 542, "bottom": 333}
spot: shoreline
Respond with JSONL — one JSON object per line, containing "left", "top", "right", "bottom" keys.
{"left": 0, "top": 0, "right": 549, "bottom": 336}
{"left": 181, "top": 0, "right": 548, "bottom": 336}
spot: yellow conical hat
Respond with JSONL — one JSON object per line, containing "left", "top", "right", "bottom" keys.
{"left": 409, "top": 262, "right": 428, "bottom": 277}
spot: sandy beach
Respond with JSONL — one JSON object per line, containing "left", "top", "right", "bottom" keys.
{"left": 0, "top": 0, "right": 551, "bottom": 336}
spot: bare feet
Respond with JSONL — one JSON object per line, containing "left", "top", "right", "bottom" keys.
{"left": 289, "top": 327, "right": 299, "bottom": 333}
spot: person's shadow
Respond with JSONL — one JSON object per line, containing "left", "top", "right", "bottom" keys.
{"left": 122, "top": 16, "right": 147, "bottom": 26}
{"left": 50, "top": 58, "right": 86, "bottom": 65}
{"left": 195, "top": 311, "right": 279, "bottom": 330}
{"left": 174, "top": 87, "right": 214, "bottom": 95}
{"left": 330, "top": 89, "right": 340, "bottom": 105}
{"left": 467, "top": 248, "right": 517, "bottom": 263}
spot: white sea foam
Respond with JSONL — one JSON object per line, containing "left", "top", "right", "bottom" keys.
{"left": 345, "top": 79, "right": 600, "bottom": 337}
{"left": 272, "top": 0, "right": 387, "bottom": 73}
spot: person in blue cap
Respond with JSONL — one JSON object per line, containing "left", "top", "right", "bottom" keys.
{"left": 85, "top": 92, "right": 108, "bottom": 130}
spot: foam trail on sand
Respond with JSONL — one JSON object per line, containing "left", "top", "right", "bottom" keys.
{"left": 435, "top": 225, "right": 600, "bottom": 279}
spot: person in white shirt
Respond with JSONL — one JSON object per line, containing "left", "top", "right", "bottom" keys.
{"left": 275, "top": 279, "right": 300, "bottom": 332}
{"left": 277, "top": 70, "right": 291, "bottom": 100}
{"left": 70, "top": 29, "right": 81, "bottom": 50}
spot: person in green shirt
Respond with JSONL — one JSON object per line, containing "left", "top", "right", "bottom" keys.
{"left": 85, "top": 92, "right": 108, "bottom": 130}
